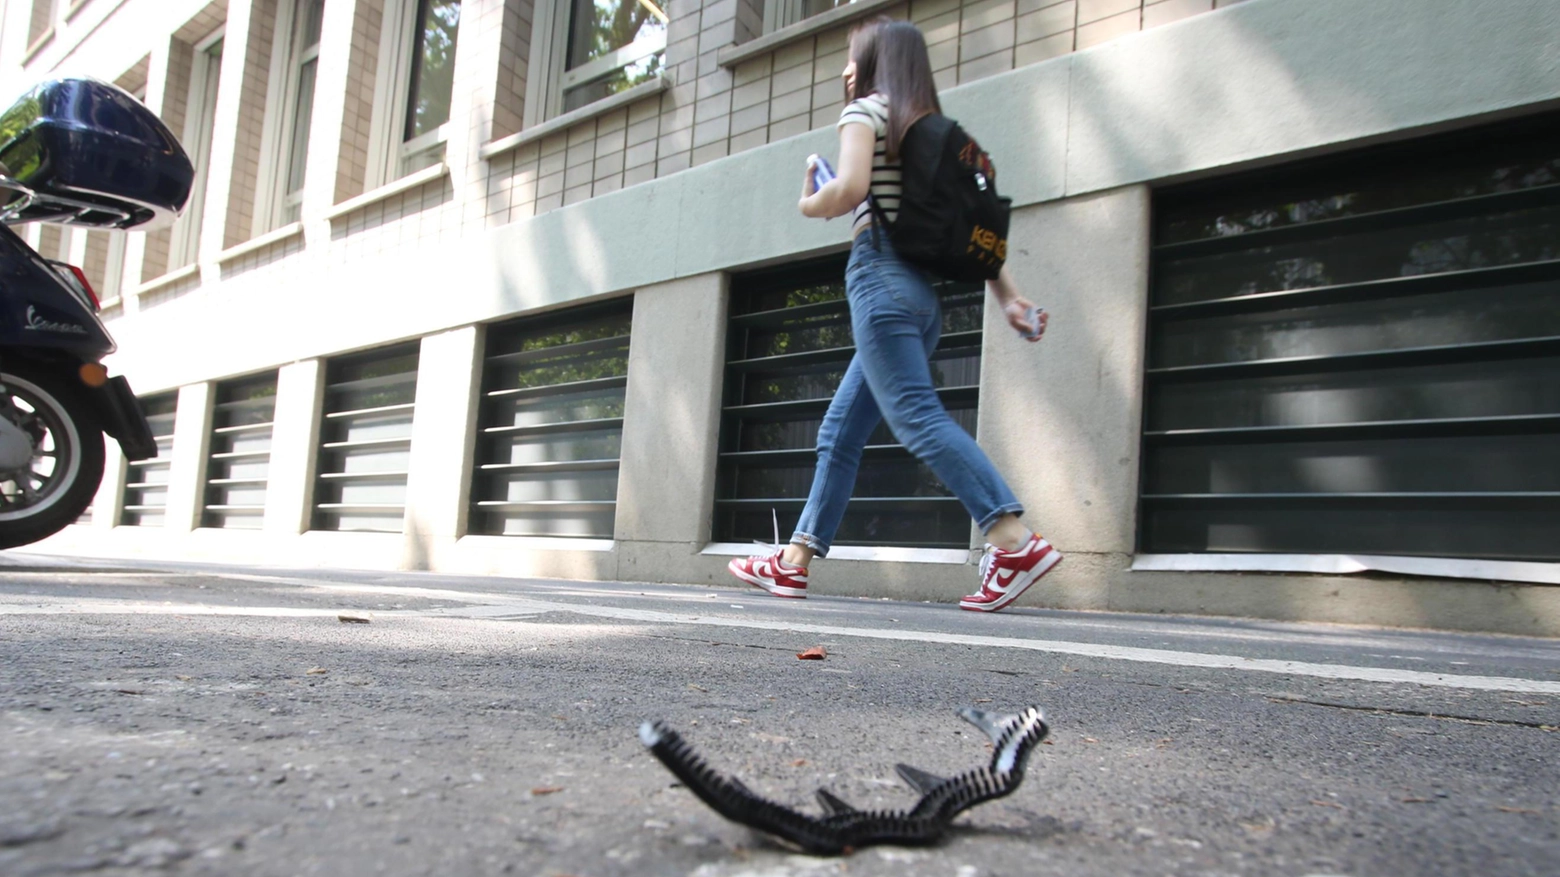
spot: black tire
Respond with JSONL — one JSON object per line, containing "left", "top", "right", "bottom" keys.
{"left": 0, "top": 362, "right": 105, "bottom": 550}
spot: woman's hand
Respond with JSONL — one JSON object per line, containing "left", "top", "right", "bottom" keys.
{"left": 989, "top": 265, "right": 1047, "bottom": 342}
{"left": 1003, "top": 297, "right": 1048, "bottom": 342}
{"left": 800, "top": 157, "right": 818, "bottom": 200}
{"left": 800, "top": 124, "right": 874, "bottom": 219}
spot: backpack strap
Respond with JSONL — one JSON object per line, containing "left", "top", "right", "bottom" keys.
{"left": 866, "top": 192, "right": 891, "bottom": 250}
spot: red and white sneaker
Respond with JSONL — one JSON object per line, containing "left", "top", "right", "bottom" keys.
{"left": 728, "top": 550, "right": 809, "bottom": 598}
{"left": 960, "top": 534, "right": 1061, "bottom": 612}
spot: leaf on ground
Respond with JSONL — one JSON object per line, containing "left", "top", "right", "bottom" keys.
{"left": 1310, "top": 799, "right": 1345, "bottom": 809}
{"left": 337, "top": 614, "right": 371, "bottom": 624}
{"left": 1497, "top": 806, "right": 1541, "bottom": 814}
{"left": 305, "top": 668, "right": 328, "bottom": 675}
{"left": 175, "top": 675, "right": 193, "bottom": 682}
{"left": 687, "top": 684, "right": 708, "bottom": 692}
{"left": 796, "top": 647, "right": 827, "bottom": 660}
{"left": 1401, "top": 797, "right": 1431, "bottom": 804}
{"left": 1083, "top": 737, "right": 1099, "bottom": 744}
{"left": 531, "top": 786, "right": 564, "bottom": 796}
{"left": 790, "top": 758, "right": 808, "bottom": 767}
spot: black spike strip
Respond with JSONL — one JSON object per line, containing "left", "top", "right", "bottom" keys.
{"left": 638, "top": 706, "right": 1050, "bottom": 855}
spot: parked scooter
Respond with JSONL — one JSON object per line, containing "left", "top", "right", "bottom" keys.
{"left": 0, "top": 78, "right": 193, "bottom": 549}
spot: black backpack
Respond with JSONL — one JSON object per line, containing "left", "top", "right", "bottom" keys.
{"left": 869, "top": 113, "right": 1011, "bottom": 283}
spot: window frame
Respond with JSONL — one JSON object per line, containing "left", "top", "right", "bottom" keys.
{"left": 169, "top": 28, "right": 225, "bottom": 270}
{"left": 523, "top": 0, "right": 668, "bottom": 127}
{"left": 253, "top": 0, "right": 323, "bottom": 233}
{"left": 365, "top": 0, "right": 460, "bottom": 191}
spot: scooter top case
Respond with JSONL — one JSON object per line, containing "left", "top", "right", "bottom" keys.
{"left": 0, "top": 77, "right": 192, "bottom": 230}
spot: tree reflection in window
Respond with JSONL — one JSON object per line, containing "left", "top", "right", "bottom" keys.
{"left": 562, "top": 0, "right": 666, "bottom": 112}
{"left": 405, "top": 0, "right": 461, "bottom": 141}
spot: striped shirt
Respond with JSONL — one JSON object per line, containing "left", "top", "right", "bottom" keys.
{"left": 837, "top": 93, "right": 903, "bottom": 239}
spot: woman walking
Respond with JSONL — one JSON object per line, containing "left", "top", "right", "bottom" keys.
{"left": 727, "top": 17, "right": 1059, "bottom": 612}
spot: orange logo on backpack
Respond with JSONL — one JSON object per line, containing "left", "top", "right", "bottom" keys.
{"left": 968, "top": 225, "right": 1006, "bottom": 264}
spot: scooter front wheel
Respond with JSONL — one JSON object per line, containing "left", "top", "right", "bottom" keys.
{"left": 0, "top": 363, "right": 105, "bottom": 550}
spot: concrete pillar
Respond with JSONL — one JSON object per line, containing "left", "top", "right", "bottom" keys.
{"left": 263, "top": 359, "right": 325, "bottom": 534}
{"left": 977, "top": 185, "right": 1151, "bottom": 556}
{"left": 92, "top": 442, "right": 128, "bottom": 529}
{"left": 446, "top": 0, "right": 509, "bottom": 226}
{"left": 165, "top": 381, "right": 214, "bottom": 531}
{"left": 402, "top": 325, "right": 483, "bottom": 568}
{"left": 614, "top": 274, "right": 728, "bottom": 549}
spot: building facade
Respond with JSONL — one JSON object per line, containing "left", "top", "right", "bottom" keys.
{"left": 5, "top": 0, "right": 1558, "bottom": 634}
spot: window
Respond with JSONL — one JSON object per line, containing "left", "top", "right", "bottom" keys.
{"left": 258, "top": 0, "right": 324, "bottom": 229}
{"left": 203, "top": 373, "right": 278, "bottom": 529}
{"left": 469, "top": 301, "right": 632, "bottom": 538}
{"left": 313, "top": 344, "right": 420, "bottom": 532}
{"left": 370, "top": 0, "right": 462, "bottom": 185}
{"left": 122, "top": 394, "right": 177, "bottom": 526}
{"left": 1141, "top": 112, "right": 1560, "bottom": 562}
{"left": 525, "top": 0, "right": 666, "bottom": 123}
{"left": 764, "top": 0, "right": 850, "bottom": 32}
{"left": 170, "top": 33, "right": 223, "bottom": 269}
{"left": 714, "top": 257, "right": 985, "bottom": 549}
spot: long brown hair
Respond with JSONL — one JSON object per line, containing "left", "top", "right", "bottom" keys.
{"left": 845, "top": 17, "right": 941, "bottom": 160}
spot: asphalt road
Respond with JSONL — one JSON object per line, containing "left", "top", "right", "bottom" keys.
{"left": 1, "top": 552, "right": 1557, "bottom": 877}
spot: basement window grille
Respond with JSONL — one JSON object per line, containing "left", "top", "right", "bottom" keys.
{"left": 122, "top": 393, "right": 177, "bottom": 526}
{"left": 202, "top": 372, "right": 278, "bottom": 529}
{"left": 469, "top": 300, "right": 633, "bottom": 538}
{"left": 714, "top": 255, "right": 985, "bottom": 549}
{"left": 313, "top": 342, "right": 420, "bottom": 532}
{"left": 1142, "top": 112, "right": 1560, "bottom": 561}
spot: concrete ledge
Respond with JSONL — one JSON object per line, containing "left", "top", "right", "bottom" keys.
{"left": 215, "top": 221, "right": 304, "bottom": 265}
{"left": 324, "top": 163, "right": 450, "bottom": 222}
{"left": 23, "top": 29, "right": 56, "bottom": 65}
{"left": 132, "top": 263, "right": 200, "bottom": 297}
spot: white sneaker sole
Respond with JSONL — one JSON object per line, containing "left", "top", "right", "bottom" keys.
{"left": 959, "top": 548, "right": 1062, "bottom": 612}
{"left": 728, "top": 559, "right": 808, "bottom": 599}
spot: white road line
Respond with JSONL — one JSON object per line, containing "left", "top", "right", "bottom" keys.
{"left": 5, "top": 588, "right": 1559, "bottom": 695}
{"left": 438, "top": 597, "right": 1560, "bottom": 695}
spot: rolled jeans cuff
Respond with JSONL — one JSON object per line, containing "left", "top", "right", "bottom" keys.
{"left": 976, "top": 503, "right": 1025, "bottom": 535}
{"left": 791, "top": 531, "right": 828, "bottom": 558}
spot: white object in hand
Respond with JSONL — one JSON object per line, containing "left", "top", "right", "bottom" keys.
{"left": 808, "top": 154, "right": 835, "bottom": 191}
{"left": 1023, "top": 305, "right": 1045, "bottom": 340}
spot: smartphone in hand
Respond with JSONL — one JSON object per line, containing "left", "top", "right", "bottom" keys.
{"left": 808, "top": 154, "right": 836, "bottom": 191}
{"left": 1023, "top": 305, "right": 1045, "bottom": 340}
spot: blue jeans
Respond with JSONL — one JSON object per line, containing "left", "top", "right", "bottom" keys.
{"left": 791, "top": 232, "right": 1023, "bottom": 557}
